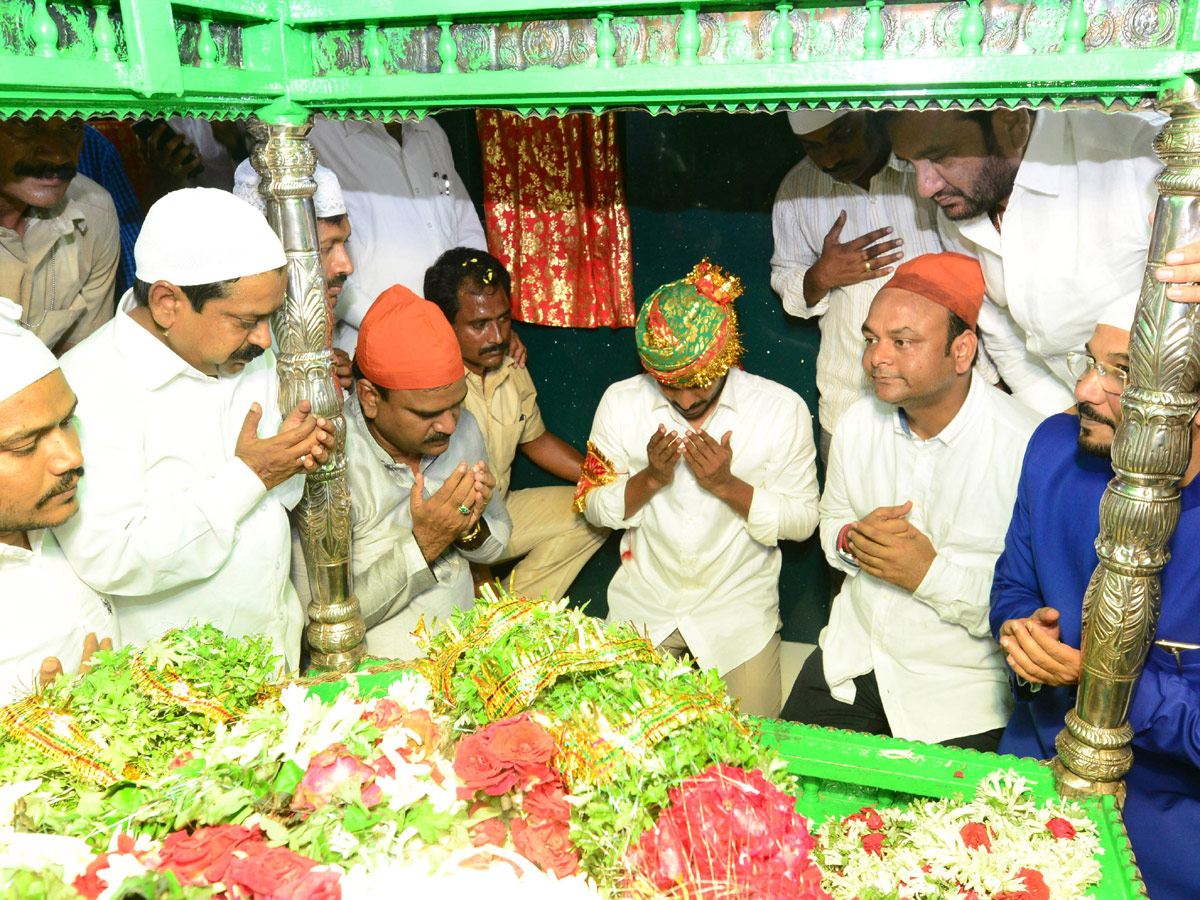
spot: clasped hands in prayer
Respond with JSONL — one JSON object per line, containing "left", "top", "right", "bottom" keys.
{"left": 235, "top": 400, "right": 336, "bottom": 489}
{"left": 998, "top": 607, "right": 1082, "bottom": 687}
{"left": 409, "top": 462, "right": 495, "bottom": 563}
{"left": 844, "top": 501, "right": 936, "bottom": 594}
{"left": 644, "top": 424, "right": 753, "bottom": 516}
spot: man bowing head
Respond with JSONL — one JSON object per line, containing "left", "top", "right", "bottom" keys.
{"left": 54, "top": 189, "right": 334, "bottom": 670}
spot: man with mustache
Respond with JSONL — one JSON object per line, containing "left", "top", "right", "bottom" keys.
{"left": 423, "top": 248, "right": 607, "bottom": 602}
{"left": 0, "top": 116, "right": 120, "bottom": 353}
{"left": 0, "top": 299, "right": 117, "bottom": 701}
{"left": 887, "top": 109, "right": 1162, "bottom": 416}
{"left": 990, "top": 298, "right": 1200, "bottom": 900}
{"left": 782, "top": 253, "right": 1039, "bottom": 749}
{"left": 234, "top": 160, "right": 355, "bottom": 389}
{"left": 577, "top": 262, "right": 819, "bottom": 718}
{"left": 52, "top": 189, "right": 334, "bottom": 670}
{"left": 345, "top": 284, "right": 510, "bottom": 659}
{"left": 771, "top": 109, "right": 943, "bottom": 463}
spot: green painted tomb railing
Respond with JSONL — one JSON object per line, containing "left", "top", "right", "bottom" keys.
{"left": 0, "top": 1, "right": 1198, "bottom": 120}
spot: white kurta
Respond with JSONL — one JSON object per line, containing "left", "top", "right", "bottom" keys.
{"left": 770, "top": 156, "right": 944, "bottom": 434}
{"left": 0, "top": 530, "right": 119, "bottom": 703}
{"left": 54, "top": 296, "right": 305, "bottom": 670}
{"left": 939, "top": 110, "right": 1161, "bottom": 416}
{"left": 581, "top": 369, "right": 820, "bottom": 675}
{"left": 307, "top": 118, "right": 487, "bottom": 353}
{"left": 819, "top": 374, "right": 1041, "bottom": 742}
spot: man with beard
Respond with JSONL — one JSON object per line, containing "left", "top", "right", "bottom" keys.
{"left": 346, "top": 284, "right": 510, "bottom": 660}
{"left": 0, "top": 116, "right": 119, "bottom": 353}
{"left": 0, "top": 299, "right": 117, "bottom": 701}
{"left": 53, "top": 189, "right": 334, "bottom": 670}
{"left": 990, "top": 298, "right": 1200, "bottom": 900}
{"left": 782, "top": 253, "right": 1039, "bottom": 750}
{"left": 771, "top": 109, "right": 942, "bottom": 462}
{"left": 424, "top": 248, "right": 607, "bottom": 602}
{"left": 577, "top": 262, "right": 819, "bottom": 717}
{"left": 887, "top": 110, "right": 1161, "bottom": 416}
{"left": 234, "top": 160, "right": 355, "bottom": 389}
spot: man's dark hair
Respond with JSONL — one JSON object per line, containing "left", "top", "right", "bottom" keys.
{"left": 132, "top": 277, "right": 239, "bottom": 313}
{"left": 963, "top": 110, "right": 1003, "bottom": 156}
{"left": 945, "top": 309, "right": 979, "bottom": 365}
{"left": 423, "top": 247, "right": 512, "bottom": 324}
{"left": 351, "top": 359, "right": 388, "bottom": 400}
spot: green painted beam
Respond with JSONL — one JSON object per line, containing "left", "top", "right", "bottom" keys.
{"left": 285, "top": 0, "right": 768, "bottom": 26}
{"left": 120, "top": 0, "right": 185, "bottom": 98}
{"left": 170, "top": 0, "right": 281, "bottom": 20}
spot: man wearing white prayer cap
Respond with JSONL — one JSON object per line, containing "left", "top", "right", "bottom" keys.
{"left": 53, "top": 188, "right": 335, "bottom": 670}
{"left": 0, "top": 298, "right": 117, "bottom": 701}
{"left": 771, "top": 108, "right": 943, "bottom": 463}
{"left": 234, "top": 159, "right": 354, "bottom": 389}
{"left": 991, "top": 289, "right": 1200, "bottom": 900}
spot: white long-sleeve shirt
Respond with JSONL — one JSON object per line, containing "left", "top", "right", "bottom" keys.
{"left": 770, "top": 157, "right": 944, "bottom": 434}
{"left": 343, "top": 394, "right": 511, "bottom": 660}
{"left": 307, "top": 118, "right": 487, "bottom": 353}
{"left": 0, "top": 530, "right": 119, "bottom": 703}
{"left": 819, "top": 374, "right": 1040, "bottom": 742}
{"left": 939, "top": 110, "right": 1161, "bottom": 416}
{"left": 581, "top": 368, "right": 820, "bottom": 675}
{"left": 54, "top": 296, "right": 305, "bottom": 669}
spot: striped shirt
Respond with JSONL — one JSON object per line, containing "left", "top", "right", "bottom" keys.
{"left": 770, "top": 157, "right": 943, "bottom": 433}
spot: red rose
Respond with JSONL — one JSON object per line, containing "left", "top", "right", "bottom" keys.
{"left": 995, "top": 868, "right": 1050, "bottom": 900}
{"left": 485, "top": 715, "right": 555, "bottom": 766}
{"left": 1045, "top": 817, "right": 1077, "bottom": 840}
{"left": 270, "top": 869, "right": 343, "bottom": 900}
{"left": 72, "top": 837, "right": 144, "bottom": 900}
{"left": 510, "top": 816, "right": 580, "bottom": 878}
{"left": 470, "top": 816, "right": 508, "bottom": 847}
{"left": 513, "top": 761, "right": 556, "bottom": 790}
{"left": 960, "top": 822, "right": 992, "bottom": 852}
{"left": 861, "top": 833, "right": 886, "bottom": 857}
{"left": 226, "top": 846, "right": 316, "bottom": 896}
{"left": 843, "top": 807, "right": 884, "bottom": 830}
{"left": 453, "top": 732, "right": 516, "bottom": 796}
{"left": 157, "top": 824, "right": 262, "bottom": 885}
{"left": 291, "top": 744, "right": 383, "bottom": 812}
{"left": 523, "top": 780, "right": 571, "bottom": 823}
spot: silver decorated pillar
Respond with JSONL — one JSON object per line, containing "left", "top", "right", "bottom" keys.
{"left": 1053, "top": 87, "right": 1200, "bottom": 799}
{"left": 248, "top": 116, "right": 366, "bottom": 672}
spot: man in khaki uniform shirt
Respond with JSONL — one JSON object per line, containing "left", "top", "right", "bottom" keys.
{"left": 0, "top": 117, "right": 119, "bottom": 353}
{"left": 425, "top": 248, "right": 607, "bottom": 602}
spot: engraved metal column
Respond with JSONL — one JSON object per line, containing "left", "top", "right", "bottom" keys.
{"left": 1053, "top": 88, "right": 1200, "bottom": 799}
{"left": 248, "top": 116, "right": 366, "bottom": 672}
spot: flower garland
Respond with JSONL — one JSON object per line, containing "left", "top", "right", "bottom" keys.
{"left": 814, "top": 770, "right": 1103, "bottom": 900}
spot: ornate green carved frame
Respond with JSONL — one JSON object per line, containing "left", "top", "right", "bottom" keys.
{"left": 4, "top": 0, "right": 1198, "bottom": 811}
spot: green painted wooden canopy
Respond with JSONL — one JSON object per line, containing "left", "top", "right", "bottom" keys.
{"left": 0, "top": 0, "right": 1196, "bottom": 123}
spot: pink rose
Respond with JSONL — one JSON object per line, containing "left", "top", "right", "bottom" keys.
{"left": 361, "top": 698, "right": 405, "bottom": 730}
{"left": 291, "top": 744, "right": 383, "bottom": 812}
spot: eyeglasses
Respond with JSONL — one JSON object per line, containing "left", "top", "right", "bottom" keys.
{"left": 1065, "top": 351, "right": 1129, "bottom": 394}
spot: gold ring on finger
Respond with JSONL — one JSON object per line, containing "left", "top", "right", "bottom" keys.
{"left": 457, "top": 504, "right": 472, "bottom": 516}
{"left": 865, "top": 261, "right": 872, "bottom": 272}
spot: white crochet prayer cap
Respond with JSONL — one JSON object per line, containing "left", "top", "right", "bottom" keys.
{"left": 0, "top": 297, "right": 60, "bottom": 403}
{"left": 233, "top": 158, "right": 347, "bottom": 219}
{"left": 787, "top": 108, "right": 852, "bottom": 136}
{"left": 135, "top": 187, "right": 287, "bottom": 285}
{"left": 1096, "top": 294, "right": 1140, "bottom": 333}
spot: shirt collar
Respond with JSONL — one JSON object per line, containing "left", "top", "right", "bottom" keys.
{"left": 891, "top": 371, "right": 981, "bottom": 448}
{"left": 113, "top": 298, "right": 213, "bottom": 391}
{"left": 1012, "top": 111, "right": 1063, "bottom": 198}
{"left": 465, "top": 357, "right": 514, "bottom": 390}
{"left": 22, "top": 188, "right": 86, "bottom": 237}
{"left": 346, "top": 392, "right": 442, "bottom": 475}
{"left": 0, "top": 529, "right": 44, "bottom": 562}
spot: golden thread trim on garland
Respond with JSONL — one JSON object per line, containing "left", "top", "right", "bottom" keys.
{"left": 553, "top": 691, "right": 750, "bottom": 789}
{"left": 573, "top": 441, "right": 621, "bottom": 513}
{"left": 129, "top": 652, "right": 238, "bottom": 723}
{"left": 0, "top": 697, "right": 122, "bottom": 786}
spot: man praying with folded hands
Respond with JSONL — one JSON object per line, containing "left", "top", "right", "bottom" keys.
{"left": 341, "top": 284, "right": 510, "bottom": 660}
{"left": 577, "top": 261, "right": 819, "bottom": 718}
{"left": 781, "top": 252, "right": 1039, "bottom": 750}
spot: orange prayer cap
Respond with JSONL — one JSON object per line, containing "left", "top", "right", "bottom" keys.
{"left": 879, "top": 252, "right": 985, "bottom": 331}
{"left": 355, "top": 284, "right": 464, "bottom": 390}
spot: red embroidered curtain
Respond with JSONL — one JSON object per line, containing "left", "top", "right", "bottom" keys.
{"left": 477, "top": 110, "right": 635, "bottom": 328}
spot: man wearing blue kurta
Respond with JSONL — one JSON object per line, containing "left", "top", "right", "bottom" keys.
{"left": 990, "top": 307, "right": 1200, "bottom": 900}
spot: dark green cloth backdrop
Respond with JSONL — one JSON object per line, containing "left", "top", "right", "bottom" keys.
{"left": 437, "top": 109, "right": 831, "bottom": 642}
